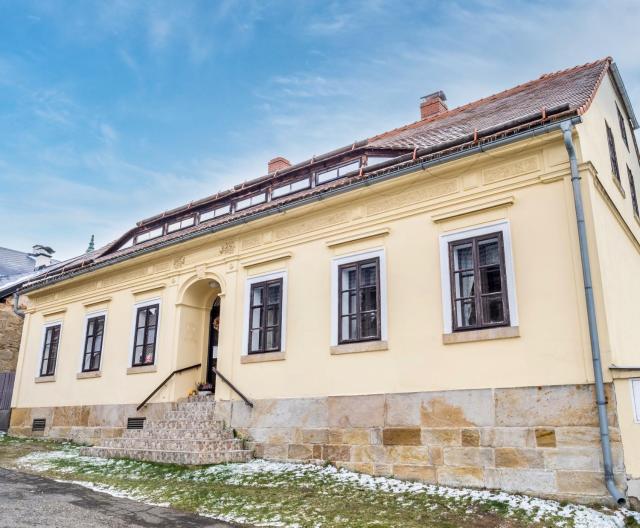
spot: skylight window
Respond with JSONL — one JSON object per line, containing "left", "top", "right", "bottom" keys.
{"left": 316, "top": 160, "right": 361, "bottom": 184}
{"left": 272, "top": 177, "right": 311, "bottom": 198}
{"left": 200, "top": 204, "right": 231, "bottom": 222}
{"left": 136, "top": 227, "right": 163, "bottom": 243}
{"left": 167, "top": 216, "right": 195, "bottom": 233}
{"left": 236, "top": 192, "right": 267, "bottom": 211}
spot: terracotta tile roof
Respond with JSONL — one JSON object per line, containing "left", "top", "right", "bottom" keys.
{"left": 368, "top": 57, "right": 610, "bottom": 150}
{"left": 22, "top": 58, "right": 615, "bottom": 292}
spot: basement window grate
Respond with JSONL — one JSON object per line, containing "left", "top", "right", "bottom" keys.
{"left": 32, "top": 418, "right": 46, "bottom": 432}
{"left": 127, "top": 417, "right": 146, "bottom": 430}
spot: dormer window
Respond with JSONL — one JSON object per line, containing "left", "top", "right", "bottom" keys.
{"left": 366, "top": 156, "right": 395, "bottom": 167}
{"left": 119, "top": 238, "right": 134, "bottom": 250}
{"left": 236, "top": 192, "right": 267, "bottom": 211}
{"left": 200, "top": 204, "right": 231, "bottom": 222}
{"left": 167, "top": 216, "right": 195, "bottom": 233}
{"left": 272, "top": 177, "right": 311, "bottom": 199}
{"left": 135, "top": 226, "right": 163, "bottom": 243}
{"left": 316, "top": 160, "right": 361, "bottom": 184}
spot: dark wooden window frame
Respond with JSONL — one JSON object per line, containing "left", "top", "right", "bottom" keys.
{"left": 337, "top": 257, "right": 382, "bottom": 344}
{"left": 617, "top": 104, "right": 629, "bottom": 150}
{"left": 131, "top": 304, "right": 160, "bottom": 367}
{"left": 40, "top": 324, "right": 61, "bottom": 377}
{"left": 247, "top": 278, "right": 283, "bottom": 354}
{"left": 82, "top": 315, "right": 106, "bottom": 373}
{"left": 606, "top": 120, "right": 621, "bottom": 183}
{"left": 628, "top": 166, "right": 640, "bottom": 218}
{"left": 448, "top": 232, "right": 510, "bottom": 332}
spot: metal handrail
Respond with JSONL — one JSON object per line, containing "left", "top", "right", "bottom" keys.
{"left": 211, "top": 366, "right": 254, "bottom": 408}
{"left": 137, "top": 363, "right": 201, "bottom": 411}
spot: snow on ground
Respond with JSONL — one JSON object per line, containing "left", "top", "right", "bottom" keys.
{"left": 15, "top": 450, "right": 640, "bottom": 528}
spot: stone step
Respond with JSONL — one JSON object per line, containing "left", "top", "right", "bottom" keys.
{"left": 100, "top": 438, "right": 244, "bottom": 452}
{"left": 144, "top": 419, "right": 225, "bottom": 431}
{"left": 164, "top": 409, "right": 217, "bottom": 421}
{"left": 122, "top": 428, "right": 233, "bottom": 440}
{"left": 82, "top": 446, "right": 252, "bottom": 465}
{"left": 179, "top": 394, "right": 216, "bottom": 403}
{"left": 175, "top": 401, "right": 216, "bottom": 413}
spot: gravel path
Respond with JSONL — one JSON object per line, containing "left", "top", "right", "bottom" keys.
{"left": 0, "top": 467, "right": 239, "bottom": 528}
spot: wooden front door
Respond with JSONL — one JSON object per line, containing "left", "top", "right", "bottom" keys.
{"left": 206, "top": 297, "right": 220, "bottom": 389}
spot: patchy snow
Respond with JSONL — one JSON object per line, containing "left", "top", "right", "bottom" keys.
{"left": 14, "top": 449, "right": 640, "bottom": 528}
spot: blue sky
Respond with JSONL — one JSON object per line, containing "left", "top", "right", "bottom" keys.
{"left": 1, "top": 0, "right": 639, "bottom": 260}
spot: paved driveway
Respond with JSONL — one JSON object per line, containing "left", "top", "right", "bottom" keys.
{"left": 0, "top": 468, "right": 239, "bottom": 528}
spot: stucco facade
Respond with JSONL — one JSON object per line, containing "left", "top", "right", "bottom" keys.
{"left": 9, "top": 60, "right": 640, "bottom": 506}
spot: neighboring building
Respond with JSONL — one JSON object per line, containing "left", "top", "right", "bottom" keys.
{"left": 8, "top": 58, "right": 640, "bottom": 506}
{"left": 0, "top": 245, "right": 56, "bottom": 430}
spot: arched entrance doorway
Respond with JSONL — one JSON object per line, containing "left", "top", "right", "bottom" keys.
{"left": 175, "top": 275, "right": 224, "bottom": 397}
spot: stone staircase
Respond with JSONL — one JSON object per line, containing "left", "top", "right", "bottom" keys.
{"left": 82, "top": 395, "right": 253, "bottom": 465}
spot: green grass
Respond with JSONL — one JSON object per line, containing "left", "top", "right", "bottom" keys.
{"left": 0, "top": 434, "right": 636, "bottom": 528}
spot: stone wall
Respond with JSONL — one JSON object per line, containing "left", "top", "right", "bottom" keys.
{"left": 0, "top": 299, "right": 23, "bottom": 373}
{"left": 8, "top": 383, "right": 628, "bottom": 505}
{"left": 9, "top": 402, "right": 174, "bottom": 445}
{"left": 215, "top": 384, "right": 626, "bottom": 505}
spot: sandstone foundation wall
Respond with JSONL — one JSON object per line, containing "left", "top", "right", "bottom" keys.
{"left": 215, "top": 383, "right": 626, "bottom": 505}
{"left": 8, "top": 384, "right": 629, "bottom": 505}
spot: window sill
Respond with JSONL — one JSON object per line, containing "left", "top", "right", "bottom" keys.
{"left": 34, "top": 375, "right": 56, "bottom": 383}
{"left": 613, "top": 175, "right": 626, "bottom": 198}
{"left": 77, "top": 371, "right": 101, "bottom": 379}
{"left": 241, "top": 351, "right": 286, "bottom": 364}
{"left": 443, "top": 326, "right": 519, "bottom": 344}
{"left": 331, "top": 340, "right": 388, "bottom": 355}
{"left": 126, "top": 365, "right": 157, "bottom": 374}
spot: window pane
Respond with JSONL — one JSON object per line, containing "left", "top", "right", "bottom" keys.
{"left": 267, "top": 283, "right": 281, "bottom": 304}
{"left": 133, "top": 346, "right": 144, "bottom": 365}
{"left": 341, "top": 315, "right": 356, "bottom": 341}
{"left": 252, "top": 286, "right": 264, "bottom": 306}
{"left": 137, "top": 309, "right": 147, "bottom": 327}
{"left": 85, "top": 336, "right": 94, "bottom": 355}
{"left": 87, "top": 320, "right": 95, "bottom": 335}
{"left": 453, "top": 243, "right": 473, "bottom": 270}
{"left": 147, "top": 307, "right": 158, "bottom": 326}
{"left": 90, "top": 354, "right": 100, "bottom": 370}
{"left": 455, "top": 299, "right": 476, "bottom": 328}
{"left": 341, "top": 266, "right": 357, "bottom": 290}
{"left": 478, "top": 239, "right": 500, "bottom": 266}
{"left": 480, "top": 266, "right": 502, "bottom": 293}
{"left": 135, "top": 328, "right": 144, "bottom": 346}
{"left": 251, "top": 307, "right": 262, "bottom": 329}
{"left": 266, "top": 328, "right": 279, "bottom": 350}
{"left": 41, "top": 358, "right": 49, "bottom": 375}
{"left": 360, "top": 263, "right": 377, "bottom": 287}
{"left": 341, "top": 291, "right": 356, "bottom": 315}
{"left": 360, "top": 287, "right": 377, "bottom": 312}
{"left": 143, "top": 344, "right": 155, "bottom": 364}
{"left": 454, "top": 271, "right": 475, "bottom": 298}
{"left": 482, "top": 295, "right": 505, "bottom": 324}
{"left": 83, "top": 354, "right": 91, "bottom": 372}
{"left": 250, "top": 329, "right": 262, "bottom": 352}
{"left": 360, "top": 312, "right": 378, "bottom": 338}
{"left": 317, "top": 168, "right": 338, "bottom": 183}
{"left": 146, "top": 327, "right": 156, "bottom": 345}
{"left": 266, "top": 305, "right": 279, "bottom": 327}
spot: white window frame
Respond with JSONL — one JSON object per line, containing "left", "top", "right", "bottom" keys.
{"left": 272, "top": 177, "right": 311, "bottom": 199}
{"left": 78, "top": 310, "right": 108, "bottom": 373}
{"left": 128, "top": 298, "right": 162, "bottom": 367}
{"left": 199, "top": 204, "right": 231, "bottom": 222}
{"left": 37, "top": 319, "right": 63, "bottom": 378}
{"left": 632, "top": 379, "right": 640, "bottom": 424}
{"left": 167, "top": 215, "right": 195, "bottom": 233}
{"left": 236, "top": 192, "right": 267, "bottom": 211}
{"left": 242, "top": 270, "right": 288, "bottom": 355}
{"left": 135, "top": 226, "right": 163, "bottom": 244}
{"left": 331, "top": 248, "right": 388, "bottom": 346}
{"left": 439, "top": 220, "right": 519, "bottom": 334}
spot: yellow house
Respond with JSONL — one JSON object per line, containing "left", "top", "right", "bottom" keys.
{"left": 9, "top": 57, "right": 640, "bottom": 507}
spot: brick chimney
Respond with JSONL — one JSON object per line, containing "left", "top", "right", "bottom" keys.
{"left": 31, "top": 245, "right": 54, "bottom": 270}
{"left": 268, "top": 157, "right": 291, "bottom": 173}
{"left": 420, "top": 91, "right": 448, "bottom": 120}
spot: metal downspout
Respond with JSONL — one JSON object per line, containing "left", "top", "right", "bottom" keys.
{"left": 561, "top": 121, "right": 626, "bottom": 506}
{"left": 12, "top": 292, "right": 25, "bottom": 319}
